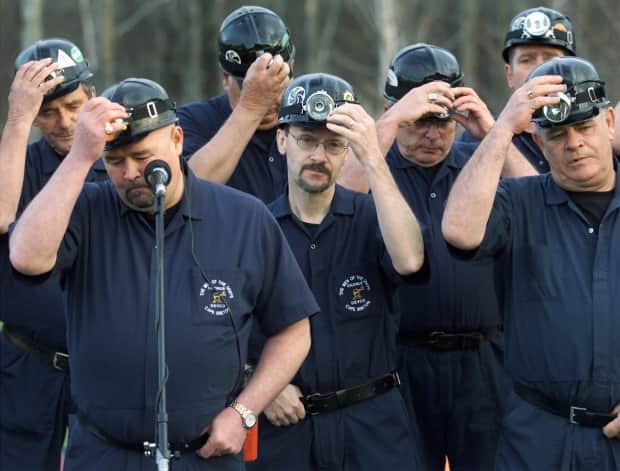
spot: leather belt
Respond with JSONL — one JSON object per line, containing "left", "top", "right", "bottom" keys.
{"left": 301, "top": 372, "right": 400, "bottom": 416}
{"left": 514, "top": 383, "right": 617, "bottom": 428}
{"left": 2, "top": 326, "right": 69, "bottom": 373}
{"left": 398, "top": 326, "right": 501, "bottom": 350}
{"left": 77, "top": 413, "right": 209, "bottom": 458}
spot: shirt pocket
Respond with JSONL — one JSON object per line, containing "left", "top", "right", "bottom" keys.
{"left": 512, "top": 244, "right": 564, "bottom": 301}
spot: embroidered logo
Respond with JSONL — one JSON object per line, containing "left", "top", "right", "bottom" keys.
{"left": 199, "top": 279, "right": 234, "bottom": 316}
{"left": 339, "top": 275, "right": 371, "bottom": 312}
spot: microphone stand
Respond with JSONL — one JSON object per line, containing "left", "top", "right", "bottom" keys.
{"left": 153, "top": 189, "right": 170, "bottom": 471}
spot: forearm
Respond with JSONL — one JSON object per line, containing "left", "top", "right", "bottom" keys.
{"left": 187, "top": 105, "right": 264, "bottom": 183}
{"left": 501, "top": 143, "right": 538, "bottom": 178}
{"left": 9, "top": 156, "right": 91, "bottom": 274}
{"left": 375, "top": 110, "right": 400, "bottom": 156}
{"left": 235, "top": 318, "right": 310, "bottom": 414}
{"left": 0, "top": 120, "right": 33, "bottom": 233}
{"left": 442, "top": 124, "right": 513, "bottom": 249}
{"left": 366, "top": 156, "right": 424, "bottom": 274}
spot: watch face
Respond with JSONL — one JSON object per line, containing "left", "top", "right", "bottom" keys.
{"left": 244, "top": 413, "right": 257, "bottom": 428}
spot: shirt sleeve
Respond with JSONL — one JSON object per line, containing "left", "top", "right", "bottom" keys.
{"left": 445, "top": 181, "right": 513, "bottom": 261}
{"left": 177, "top": 103, "right": 224, "bottom": 160}
{"left": 476, "top": 181, "right": 513, "bottom": 259}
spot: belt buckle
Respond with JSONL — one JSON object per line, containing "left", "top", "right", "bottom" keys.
{"left": 53, "top": 352, "right": 69, "bottom": 372}
{"left": 569, "top": 405, "right": 586, "bottom": 425}
{"left": 302, "top": 393, "right": 323, "bottom": 416}
{"left": 428, "top": 331, "right": 447, "bottom": 344}
{"left": 143, "top": 441, "right": 156, "bottom": 457}
{"left": 392, "top": 371, "right": 401, "bottom": 387}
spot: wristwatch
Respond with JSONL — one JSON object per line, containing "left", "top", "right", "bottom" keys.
{"left": 229, "top": 400, "right": 257, "bottom": 429}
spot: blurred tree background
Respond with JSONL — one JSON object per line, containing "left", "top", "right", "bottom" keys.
{"left": 0, "top": 0, "right": 618, "bottom": 126}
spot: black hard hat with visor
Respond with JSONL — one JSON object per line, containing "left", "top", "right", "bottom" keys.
{"left": 502, "top": 7, "right": 576, "bottom": 63}
{"left": 218, "top": 5, "right": 295, "bottom": 88}
{"left": 15, "top": 38, "right": 93, "bottom": 103}
{"left": 102, "top": 78, "right": 178, "bottom": 150}
{"left": 529, "top": 57, "right": 609, "bottom": 128}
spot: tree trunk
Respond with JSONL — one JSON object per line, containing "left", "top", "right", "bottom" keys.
{"left": 20, "top": 0, "right": 43, "bottom": 48}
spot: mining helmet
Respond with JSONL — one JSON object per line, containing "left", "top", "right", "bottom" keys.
{"left": 278, "top": 73, "right": 357, "bottom": 128}
{"left": 15, "top": 38, "right": 93, "bottom": 102}
{"left": 102, "top": 78, "right": 178, "bottom": 150}
{"left": 502, "top": 7, "right": 576, "bottom": 63}
{"left": 218, "top": 5, "right": 295, "bottom": 79}
{"left": 529, "top": 57, "right": 609, "bottom": 128}
{"left": 384, "top": 43, "right": 463, "bottom": 103}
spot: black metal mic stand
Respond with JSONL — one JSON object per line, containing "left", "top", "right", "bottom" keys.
{"left": 153, "top": 190, "right": 170, "bottom": 470}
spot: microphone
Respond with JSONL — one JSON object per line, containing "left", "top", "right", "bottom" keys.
{"left": 144, "top": 160, "right": 172, "bottom": 197}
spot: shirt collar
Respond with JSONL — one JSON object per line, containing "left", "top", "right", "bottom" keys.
{"left": 270, "top": 184, "right": 356, "bottom": 220}
{"left": 544, "top": 160, "right": 620, "bottom": 206}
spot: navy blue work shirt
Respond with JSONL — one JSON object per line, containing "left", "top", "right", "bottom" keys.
{"left": 478, "top": 172, "right": 620, "bottom": 410}
{"left": 44, "top": 167, "right": 318, "bottom": 443}
{"left": 267, "top": 185, "right": 404, "bottom": 393}
{"left": 386, "top": 141, "right": 502, "bottom": 332}
{"left": 178, "top": 94, "right": 287, "bottom": 204}
{"left": 0, "top": 138, "right": 107, "bottom": 351}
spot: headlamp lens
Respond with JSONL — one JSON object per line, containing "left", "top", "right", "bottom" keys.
{"left": 523, "top": 11, "right": 551, "bottom": 37}
{"left": 306, "top": 91, "right": 335, "bottom": 121}
{"left": 542, "top": 92, "right": 572, "bottom": 123}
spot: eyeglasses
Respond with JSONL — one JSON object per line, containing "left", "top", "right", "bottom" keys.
{"left": 288, "top": 132, "right": 349, "bottom": 156}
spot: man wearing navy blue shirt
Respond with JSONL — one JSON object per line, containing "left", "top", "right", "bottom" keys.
{"left": 247, "top": 73, "right": 425, "bottom": 470}
{"left": 378, "top": 43, "right": 515, "bottom": 471}
{"left": 0, "top": 38, "right": 106, "bottom": 471}
{"left": 443, "top": 57, "right": 620, "bottom": 470}
{"left": 178, "top": 6, "right": 294, "bottom": 204}
{"left": 9, "top": 77, "right": 317, "bottom": 471}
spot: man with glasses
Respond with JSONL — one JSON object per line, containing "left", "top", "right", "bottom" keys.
{"left": 380, "top": 43, "right": 511, "bottom": 471}
{"left": 178, "top": 5, "right": 293, "bottom": 204}
{"left": 247, "top": 73, "right": 425, "bottom": 470}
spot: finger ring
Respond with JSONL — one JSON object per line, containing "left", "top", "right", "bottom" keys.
{"left": 104, "top": 122, "right": 114, "bottom": 135}
{"left": 427, "top": 93, "right": 440, "bottom": 102}
{"left": 527, "top": 90, "right": 535, "bottom": 99}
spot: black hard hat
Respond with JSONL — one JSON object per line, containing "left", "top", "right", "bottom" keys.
{"left": 503, "top": 7, "right": 576, "bottom": 63}
{"left": 218, "top": 5, "right": 295, "bottom": 79}
{"left": 102, "top": 78, "right": 178, "bottom": 149}
{"left": 15, "top": 38, "right": 93, "bottom": 102}
{"left": 529, "top": 57, "right": 609, "bottom": 128}
{"left": 278, "top": 73, "right": 357, "bottom": 128}
{"left": 384, "top": 43, "right": 463, "bottom": 103}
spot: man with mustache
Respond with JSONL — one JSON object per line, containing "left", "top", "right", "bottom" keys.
{"left": 0, "top": 38, "right": 106, "bottom": 470}
{"left": 379, "top": 43, "right": 511, "bottom": 471}
{"left": 178, "top": 5, "right": 294, "bottom": 204}
{"left": 443, "top": 56, "right": 620, "bottom": 470}
{"left": 8, "top": 77, "right": 317, "bottom": 471}
{"left": 247, "top": 73, "right": 425, "bottom": 470}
